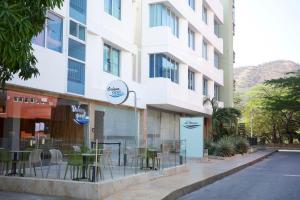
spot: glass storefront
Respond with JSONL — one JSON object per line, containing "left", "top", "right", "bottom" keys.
{"left": 0, "top": 90, "right": 88, "bottom": 150}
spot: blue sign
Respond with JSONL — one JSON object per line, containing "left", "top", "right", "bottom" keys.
{"left": 71, "top": 105, "right": 89, "bottom": 125}
{"left": 180, "top": 117, "right": 204, "bottom": 158}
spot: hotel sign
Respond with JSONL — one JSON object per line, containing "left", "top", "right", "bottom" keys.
{"left": 105, "top": 80, "right": 129, "bottom": 105}
{"left": 180, "top": 117, "right": 204, "bottom": 158}
{"left": 71, "top": 105, "right": 89, "bottom": 125}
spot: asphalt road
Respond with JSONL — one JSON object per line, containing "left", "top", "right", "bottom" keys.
{"left": 179, "top": 151, "right": 300, "bottom": 200}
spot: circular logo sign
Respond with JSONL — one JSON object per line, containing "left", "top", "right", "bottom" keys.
{"left": 106, "top": 80, "right": 129, "bottom": 105}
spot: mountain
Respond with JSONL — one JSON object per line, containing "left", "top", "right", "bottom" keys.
{"left": 234, "top": 60, "right": 300, "bottom": 93}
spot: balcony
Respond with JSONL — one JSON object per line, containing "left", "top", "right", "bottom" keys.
{"left": 145, "top": 78, "right": 211, "bottom": 115}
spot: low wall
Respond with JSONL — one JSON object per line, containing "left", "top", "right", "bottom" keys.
{"left": 0, "top": 165, "right": 188, "bottom": 200}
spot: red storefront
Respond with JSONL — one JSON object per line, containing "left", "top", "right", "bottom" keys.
{"left": 0, "top": 90, "right": 87, "bottom": 150}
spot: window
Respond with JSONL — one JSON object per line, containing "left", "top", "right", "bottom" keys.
{"left": 188, "top": 69, "right": 195, "bottom": 91}
{"left": 68, "top": 39, "right": 86, "bottom": 61}
{"left": 214, "top": 84, "right": 220, "bottom": 101}
{"left": 149, "top": 4, "right": 179, "bottom": 37}
{"left": 203, "top": 78, "right": 208, "bottom": 96}
{"left": 149, "top": 54, "right": 179, "bottom": 83}
{"left": 32, "top": 12, "right": 63, "bottom": 53}
{"left": 188, "top": 28, "right": 195, "bottom": 50}
{"left": 188, "top": 0, "right": 195, "bottom": 10}
{"left": 105, "top": 0, "right": 121, "bottom": 20}
{"left": 202, "top": 40, "right": 208, "bottom": 60}
{"left": 202, "top": 6, "right": 208, "bottom": 24}
{"left": 67, "top": 59, "right": 85, "bottom": 95}
{"left": 70, "top": 20, "right": 86, "bottom": 41}
{"left": 214, "top": 19, "right": 220, "bottom": 37}
{"left": 103, "top": 44, "right": 120, "bottom": 76}
{"left": 70, "top": 0, "right": 87, "bottom": 24}
{"left": 214, "top": 51, "right": 220, "bottom": 69}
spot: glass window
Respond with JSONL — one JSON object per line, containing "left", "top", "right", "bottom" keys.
{"left": 69, "top": 20, "right": 86, "bottom": 41}
{"left": 214, "top": 84, "right": 220, "bottom": 101}
{"left": 214, "top": 51, "right": 220, "bottom": 69}
{"left": 46, "top": 12, "right": 63, "bottom": 52}
{"left": 188, "top": 28, "right": 195, "bottom": 50}
{"left": 149, "top": 54, "right": 179, "bottom": 83}
{"left": 214, "top": 19, "right": 220, "bottom": 37}
{"left": 68, "top": 39, "right": 86, "bottom": 61}
{"left": 103, "top": 44, "right": 120, "bottom": 76}
{"left": 104, "top": 0, "right": 121, "bottom": 20}
{"left": 188, "top": 0, "right": 195, "bottom": 10}
{"left": 149, "top": 4, "right": 179, "bottom": 37}
{"left": 202, "top": 6, "right": 208, "bottom": 24}
{"left": 188, "top": 69, "right": 195, "bottom": 91}
{"left": 70, "top": 0, "right": 87, "bottom": 24}
{"left": 202, "top": 40, "right": 208, "bottom": 60}
{"left": 67, "top": 59, "right": 85, "bottom": 95}
{"left": 32, "top": 29, "right": 45, "bottom": 47}
{"left": 203, "top": 78, "right": 208, "bottom": 96}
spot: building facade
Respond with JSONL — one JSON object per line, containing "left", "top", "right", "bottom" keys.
{"left": 0, "top": 0, "right": 228, "bottom": 149}
{"left": 219, "top": 0, "right": 235, "bottom": 107}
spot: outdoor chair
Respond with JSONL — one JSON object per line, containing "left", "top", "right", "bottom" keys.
{"left": 29, "top": 149, "right": 44, "bottom": 177}
{"left": 18, "top": 151, "right": 31, "bottom": 176}
{"left": 64, "top": 153, "right": 83, "bottom": 180}
{"left": 46, "top": 149, "right": 63, "bottom": 179}
{"left": 137, "top": 147, "right": 147, "bottom": 169}
{"left": 0, "top": 149, "right": 11, "bottom": 175}
{"left": 88, "top": 154, "right": 103, "bottom": 181}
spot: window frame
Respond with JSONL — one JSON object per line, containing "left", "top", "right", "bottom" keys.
{"left": 188, "top": 69, "right": 195, "bottom": 91}
{"left": 149, "top": 53, "right": 179, "bottom": 84}
{"left": 104, "top": 0, "right": 121, "bottom": 20}
{"left": 188, "top": 28, "right": 195, "bottom": 50}
{"left": 202, "top": 40, "right": 208, "bottom": 60}
{"left": 149, "top": 3, "right": 179, "bottom": 37}
{"left": 214, "top": 51, "right": 220, "bottom": 69}
{"left": 188, "top": 0, "right": 195, "bottom": 10}
{"left": 103, "top": 44, "right": 121, "bottom": 77}
{"left": 203, "top": 78, "right": 208, "bottom": 96}
{"left": 202, "top": 6, "right": 208, "bottom": 24}
{"left": 32, "top": 11, "right": 63, "bottom": 53}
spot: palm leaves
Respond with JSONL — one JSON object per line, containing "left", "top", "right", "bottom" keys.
{"left": 204, "top": 97, "right": 241, "bottom": 140}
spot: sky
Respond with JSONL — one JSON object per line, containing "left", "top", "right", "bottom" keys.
{"left": 234, "top": 0, "right": 300, "bottom": 67}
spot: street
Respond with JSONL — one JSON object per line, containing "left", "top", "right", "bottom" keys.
{"left": 179, "top": 151, "right": 300, "bottom": 200}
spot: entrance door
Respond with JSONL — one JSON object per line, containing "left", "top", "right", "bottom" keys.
{"left": 94, "top": 111, "right": 104, "bottom": 140}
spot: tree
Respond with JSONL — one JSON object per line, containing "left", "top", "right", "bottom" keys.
{"left": 263, "top": 73, "right": 300, "bottom": 143}
{"left": 243, "top": 73, "right": 300, "bottom": 144}
{"left": 204, "top": 97, "right": 241, "bottom": 141}
{"left": 0, "top": 0, "right": 63, "bottom": 87}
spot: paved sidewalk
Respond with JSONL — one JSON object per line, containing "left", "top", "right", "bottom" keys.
{"left": 104, "top": 150, "right": 276, "bottom": 200}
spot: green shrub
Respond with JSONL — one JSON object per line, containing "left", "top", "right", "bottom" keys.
{"left": 204, "top": 139, "right": 217, "bottom": 155}
{"left": 234, "top": 137, "right": 250, "bottom": 154}
{"left": 215, "top": 136, "right": 235, "bottom": 157}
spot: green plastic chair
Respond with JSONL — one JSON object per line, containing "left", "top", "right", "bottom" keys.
{"left": 0, "top": 149, "right": 11, "bottom": 175}
{"left": 18, "top": 151, "right": 31, "bottom": 176}
{"left": 147, "top": 149, "right": 159, "bottom": 169}
{"left": 64, "top": 153, "right": 83, "bottom": 180}
{"left": 137, "top": 148, "right": 147, "bottom": 169}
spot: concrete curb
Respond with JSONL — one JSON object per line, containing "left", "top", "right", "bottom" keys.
{"left": 162, "top": 150, "right": 278, "bottom": 200}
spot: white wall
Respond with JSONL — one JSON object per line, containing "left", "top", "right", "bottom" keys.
{"left": 9, "top": 0, "right": 225, "bottom": 116}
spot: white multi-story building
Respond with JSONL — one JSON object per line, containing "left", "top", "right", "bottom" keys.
{"left": 1, "top": 0, "right": 226, "bottom": 148}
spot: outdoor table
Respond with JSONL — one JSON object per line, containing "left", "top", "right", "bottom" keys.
{"left": 8, "top": 150, "right": 32, "bottom": 176}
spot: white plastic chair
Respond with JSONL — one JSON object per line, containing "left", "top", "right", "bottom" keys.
{"left": 29, "top": 149, "right": 44, "bottom": 177}
{"left": 46, "top": 149, "right": 63, "bottom": 179}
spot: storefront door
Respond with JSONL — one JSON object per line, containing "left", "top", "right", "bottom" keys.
{"left": 94, "top": 111, "right": 104, "bottom": 140}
